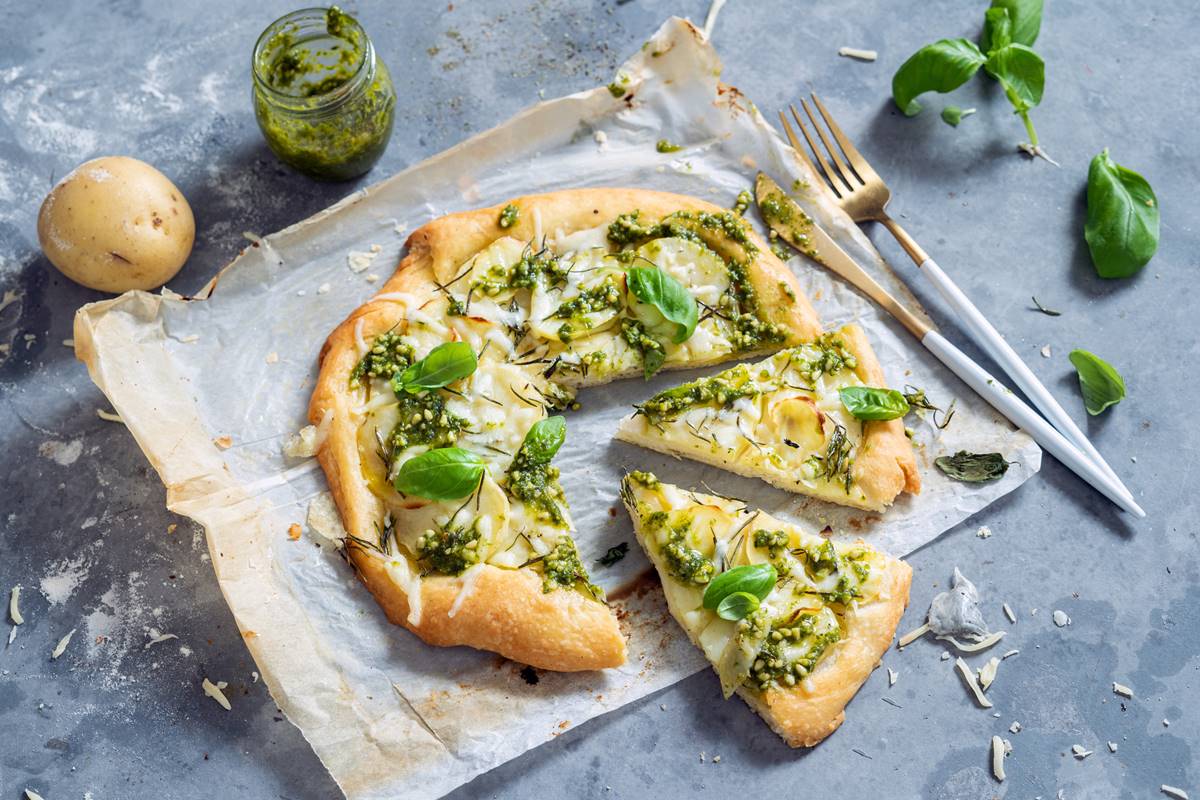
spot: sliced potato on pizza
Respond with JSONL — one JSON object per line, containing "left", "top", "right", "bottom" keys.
{"left": 310, "top": 189, "right": 820, "bottom": 671}
{"left": 620, "top": 472, "right": 911, "bottom": 746}
{"left": 616, "top": 324, "right": 920, "bottom": 511}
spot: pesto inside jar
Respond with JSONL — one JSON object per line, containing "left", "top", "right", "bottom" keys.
{"left": 252, "top": 7, "right": 396, "bottom": 180}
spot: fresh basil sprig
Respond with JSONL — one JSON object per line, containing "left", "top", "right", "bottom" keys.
{"left": 394, "top": 341, "right": 478, "bottom": 394}
{"left": 702, "top": 563, "right": 777, "bottom": 620}
{"left": 393, "top": 447, "right": 485, "bottom": 500}
{"left": 717, "top": 591, "right": 761, "bottom": 622}
{"left": 1084, "top": 149, "right": 1160, "bottom": 279}
{"left": 1068, "top": 350, "right": 1126, "bottom": 416}
{"left": 518, "top": 416, "right": 566, "bottom": 464}
{"left": 839, "top": 386, "right": 911, "bottom": 421}
{"left": 934, "top": 451, "right": 1009, "bottom": 482}
{"left": 627, "top": 265, "right": 699, "bottom": 344}
{"left": 892, "top": 0, "right": 1049, "bottom": 157}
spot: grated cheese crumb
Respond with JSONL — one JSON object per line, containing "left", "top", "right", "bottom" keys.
{"left": 898, "top": 622, "right": 930, "bottom": 647}
{"left": 1107, "top": 741, "right": 1118, "bottom": 752}
{"left": 940, "top": 652, "right": 951, "bottom": 661}
{"left": 955, "top": 657, "right": 993, "bottom": 708}
{"left": 347, "top": 249, "right": 379, "bottom": 273}
{"left": 1053, "top": 610, "right": 1071, "bottom": 627}
{"left": 1113, "top": 682, "right": 1133, "bottom": 698}
{"left": 1002, "top": 649, "right": 1020, "bottom": 659}
{"left": 365, "top": 273, "right": 380, "bottom": 283}
{"left": 144, "top": 629, "right": 178, "bottom": 649}
{"left": 265, "top": 352, "right": 279, "bottom": 364}
{"left": 9, "top": 586, "right": 23, "bottom": 625}
{"left": 991, "top": 735, "right": 1010, "bottom": 781}
{"left": 202, "top": 678, "right": 232, "bottom": 710}
{"left": 178, "top": 334, "right": 200, "bottom": 344}
{"left": 1010, "top": 721, "right": 1022, "bottom": 734}
{"left": 1161, "top": 785, "right": 1189, "bottom": 799}
{"left": 63, "top": 338, "right": 75, "bottom": 347}
{"left": 26, "top": 790, "right": 46, "bottom": 800}
{"left": 838, "top": 47, "right": 878, "bottom": 61}
{"left": 888, "top": 667, "right": 898, "bottom": 687}
{"left": 1003, "top": 603, "right": 1016, "bottom": 623}
{"left": 51, "top": 628, "right": 76, "bottom": 659}
{"left": 1041, "top": 345, "right": 1052, "bottom": 359}
{"left": 317, "top": 283, "right": 331, "bottom": 295}
{"left": 252, "top": 671, "right": 259, "bottom": 684}
{"left": 7, "top": 626, "right": 15, "bottom": 645}
{"left": 660, "top": 703, "right": 667, "bottom": 711}
{"left": 1072, "top": 744, "right": 1093, "bottom": 759}
{"left": 976, "top": 526, "right": 992, "bottom": 539}
{"left": 978, "top": 657, "right": 1000, "bottom": 691}
{"left": 712, "top": 755, "right": 721, "bottom": 763}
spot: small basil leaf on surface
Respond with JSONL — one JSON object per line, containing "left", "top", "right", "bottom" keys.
{"left": 934, "top": 451, "right": 1009, "bottom": 483}
{"left": 941, "top": 105, "right": 977, "bottom": 126}
{"left": 984, "top": 43, "right": 1045, "bottom": 112}
{"left": 642, "top": 346, "right": 666, "bottom": 380}
{"left": 702, "top": 563, "right": 777, "bottom": 610}
{"left": 1084, "top": 149, "right": 1160, "bottom": 279}
{"left": 891, "top": 39, "right": 987, "bottom": 116}
{"left": 597, "top": 542, "right": 629, "bottom": 567}
{"left": 395, "top": 341, "right": 478, "bottom": 394}
{"left": 981, "top": 0, "right": 1042, "bottom": 50}
{"left": 1068, "top": 350, "right": 1126, "bottom": 416}
{"left": 393, "top": 447, "right": 485, "bottom": 500}
{"left": 980, "top": 6, "right": 1013, "bottom": 55}
{"left": 627, "top": 266, "right": 699, "bottom": 344}
{"left": 518, "top": 415, "right": 566, "bottom": 465}
{"left": 839, "top": 386, "right": 911, "bottom": 421}
{"left": 716, "top": 591, "right": 761, "bottom": 622}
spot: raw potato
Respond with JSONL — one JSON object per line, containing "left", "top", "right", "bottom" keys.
{"left": 37, "top": 156, "right": 195, "bottom": 293}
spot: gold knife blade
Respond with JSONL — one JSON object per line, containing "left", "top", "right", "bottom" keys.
{"left": 754, "top": 172, "right": 931, "bottom": 338}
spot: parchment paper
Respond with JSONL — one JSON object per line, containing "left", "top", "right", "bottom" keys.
{"left": 73, "top": 18, "right": 1040, "bottom": 800}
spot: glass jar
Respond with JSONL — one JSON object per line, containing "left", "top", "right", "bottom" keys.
{"left": 252, "top": 7, "right": 396, "bottom": 181}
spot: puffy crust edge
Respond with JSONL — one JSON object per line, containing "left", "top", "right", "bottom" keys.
{"left": 738, "top": 556, "right": 912, "bottom": 747}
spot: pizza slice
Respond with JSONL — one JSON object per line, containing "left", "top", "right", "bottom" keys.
{"left": 309, "top": 188, "right": 819, "bottom": 671}
{"left": 615, "top": 324, "right": 920, "bottom": 511}
{"left": 620, "top": 472, "right": 911, "bottom": 745}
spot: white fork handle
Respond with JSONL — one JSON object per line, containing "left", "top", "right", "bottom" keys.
{"left": 918, "top": 257, "right": 1132, "bottom": 501}
{"left": 922, "top": 331, "right": 1145, "bottom": 518}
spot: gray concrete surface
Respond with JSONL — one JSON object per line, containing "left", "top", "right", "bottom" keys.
{"left": 1, "top": 1, "right": 1196, "bottom": 797}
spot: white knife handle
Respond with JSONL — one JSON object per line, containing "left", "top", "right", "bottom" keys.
{"left": 918, "top": 257, "right": 1131, "bottom": 499}
{"left": 921, "top": 330, "right": 1145, "bottom": 518}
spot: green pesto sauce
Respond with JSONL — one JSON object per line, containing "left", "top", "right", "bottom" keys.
{"left": 758, "top": 190, "right": 817, "bottom": 258}
{"left": 752, "top": 529, "right": 789, "bottom": 559}
{"left": 732, "top": 189, "right": 753, "bottom": 216}
{"left": 254, "top": 7, "right": 396, "bottom": 180}
{"left": 350, "top": 331, "right": 414, "bottom": 387}
{"left": 794, "top": 538, "right": 870, "bottom": 603}
{"left": 506, "top": 439, "right": 569, "bottom": 528}
{"left": 627, "top": 470, "right": 660, "bottom": 489}
{"left": 552, "top": 275, "right": 623, "bottom": 320}
{"left": 781, "top": 333, "right": 858, "bottom": 383}
{"left": 471, "top": 246, "right": 569, "bottom": 297}
{"left": 620, "top": 318, "right": 666, "bottom": 378}
{"left": 637, "top": 363, "right": 758, "bottom": 423}
{"left": 607, "top": 73, "right": 631, "bottom": 98}
{"left": 498, "top": 204, "right": 520, "bottom": 229}
{"left": 416, "top": 521, "right": 482, "bottom": 575}
{"left": 542, "top": 536, "right": 603, "bottom": 600}
{"left": 647, "top": 512, "right": 715, "bottom": 585}
{"left": 656, "top": 139, "right": 683, "bottom": 153}
{"left": 388, "top": 391, "right": 470, "bottom": 452}
{"left": 744, "top": 609, "right": 843, "bottom": 690}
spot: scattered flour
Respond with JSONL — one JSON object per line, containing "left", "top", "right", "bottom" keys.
{"left": 40, "top": 554, "right": 90, "bottom": 605}
{"left": 38, "top": 438, "right": 83, "bottom": 466}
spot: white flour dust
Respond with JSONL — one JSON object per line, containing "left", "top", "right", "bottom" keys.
{"left": 38, "top": 438, "right": 83, "bottom": 466}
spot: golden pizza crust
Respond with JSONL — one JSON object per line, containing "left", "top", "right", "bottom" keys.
{"left": 310, "top": 188, "right": 818, "bottom": 671}
{"left": 738, "top": 558, "right": 912, "bottom": 746}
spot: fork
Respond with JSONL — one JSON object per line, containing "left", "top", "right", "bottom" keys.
{"left": 776, "top": 95, "right": 1141, "bottom": 516}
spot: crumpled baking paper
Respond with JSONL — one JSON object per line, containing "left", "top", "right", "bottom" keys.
{"left": 73, "top": 17, "right": 1040, "bottom": 800}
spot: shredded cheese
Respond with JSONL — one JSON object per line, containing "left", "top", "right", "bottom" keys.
{"left": 955, "top": 657, "right": 993, "bottom": 708}
{"left": 447, "top": 563, "right": 486, "bottom": 618}
{"left": 25, "top": 790, "right": 46, "bottom": 800}
{"left": 887, "top": 668, "right": 898, "bottom": 687}
{"left": 898, "top": 622, "right": 930, "bottom": 647}
{"left": 1072, "top": 744, "right": 1093, "bottom": 759}
{"left": 1053, "top": 609, "right": 1071, "bottom": 627}
{"left": 1001, "top": 649, "right": 1020, "bottom": 659}
{"left": 978, "top": 657, "right": 1000, "bottom": 691}
{"left": 1010, "top": 721, "right": 1022, "bottom": 734}
{"left": 838, "top": 47, "right": 878, "bottom": 61}
{"left": 991, "top": 735, "right": 1010, "bottom": 781}
{"left": 1003, "top": 603, "right": 1016, "bottom": 623}
{"left": 1161, "top": 786, "right": 1188, "bottom": 799}
{"left": 202, "top": 678, "right": 232, "bottom": 710}
{"left": 1107, "top": 741, "right": 1118, "bottom": 752}
{"left": 96, "top": 408, "right": 124, "bottom": 423}
{"left": 144, "top": 629, "right": 178, "bottom": 649}
{"left": 51, "top": 628, "right": 76, "bottom": 660}
{"left": 9, "top": 586, "right": 23, "bottom": 625}
{"left": 702, "top": 0, "right": 727, "bottom": 39}
{"left": 283, "top": 409, "right": 332, "bottom": 458}
{"left": 937, "top": 630, "right": 1006, "bottom": 652}
{"left": 1113, "top": 682, "right": 1133, "bottom": 698}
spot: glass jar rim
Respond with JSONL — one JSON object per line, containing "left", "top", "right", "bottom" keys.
{"left": 252, "top": 7, "right": 374, "bottom": 115}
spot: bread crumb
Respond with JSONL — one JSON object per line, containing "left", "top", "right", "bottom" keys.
{"left": 317, "top": 283, "right": 331, "bottom": 294}
{"left": 265, "top": 352, "right": 279, "bottom": 364}
{"left": 213, "top": 435, "right": 233, "bottom": 449}
{"left": 287, "top": 523, "right": 302, "bottom": 541}
{"left": 365, "top": 273, "right": 380, "bottom": 283}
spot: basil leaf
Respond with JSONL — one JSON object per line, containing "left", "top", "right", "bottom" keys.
{"left": 518, "top": 416, "right": 566, "bottom": 465}
{"left": 393, "top": 447, "right": 485, "bottom": 500}
{"left": 1068, "top": 350, "right": 1126, "bottom": 416}
{"left": 891, "top": 39, "right": 987, "bottom": 117}
{"left": 395, "top": 342, "right": 478, "bottom": 394}
{"left": 716, "top": 591, "right": 761, "bottom": 622}
{"left": 1084, "top": 149, "right": 1160, "bottom": 279}
{"left": 984, "top": 44, "right": 1044, "bottom": 113}
{"left": 980, "top": 6, "right": 1013, "bottom": 54}
{"left": 839, "top": 386, "right": 911, "bottom": 421}
{"left": 981, "top": 0, "right": 1042, "bottom": 51}
{"left": 627, "top": 266, "right": 698, "bottom": 344}
{"left": 941, "top": 105, "right": 976, "bottom": 127}
{"left": 934, "top": 451, "right": 1009, "bottom": 483}
{"left": 702, "top": 563, "right": 777, "bottom": 610}
{"left": 597, "top": 542, "right": 629, "bottom": 567}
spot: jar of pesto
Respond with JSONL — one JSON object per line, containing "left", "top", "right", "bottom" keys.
{"left": 252, "top": 7, "right": 396, "bottom": 181}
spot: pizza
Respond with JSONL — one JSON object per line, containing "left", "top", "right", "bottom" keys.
{"left": 620, "top": 471, "right": 912, "bottom": 745}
